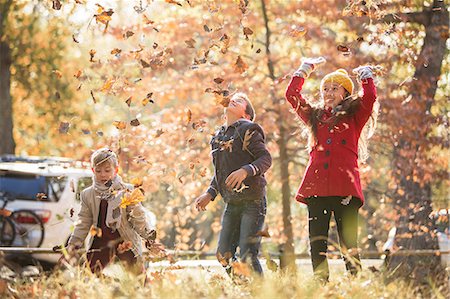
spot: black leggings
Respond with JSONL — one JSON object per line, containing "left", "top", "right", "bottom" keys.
{"left": 307, "top": 196, "right": 362, "bottom": 281}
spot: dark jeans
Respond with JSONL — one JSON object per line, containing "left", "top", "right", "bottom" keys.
{"left": 307, "top": 196, "right": 362, "bottom": 281}
{"left": 217, "top": 198, "right": 266, "bottom": 274}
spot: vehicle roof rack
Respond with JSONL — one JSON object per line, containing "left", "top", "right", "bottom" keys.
{"left": 0, "top": 155, "right": 73, "bottom": 164}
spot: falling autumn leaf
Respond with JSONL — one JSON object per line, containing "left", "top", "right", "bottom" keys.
{"left": 120, "top": 188, "right": 145, "bottom": 208}
{"left": 36, "top": 193, "right": 48, "bottom": 201}
{"left": 124, "top": 30, "right": 134, "bottom": 39}
{"left": 125, "top": 96, "right": 132, "bottom": 107}
{"left": 131, "top": 177, "right": 144, "bottom": 187}
{"left": 243, "top": 27, "right": 253, "bottom": 39}
{"left": 113, "top": 121, "right": 127, "bottom": 130}
{"left": 89, "top": 225, "right": 102, "bottom": 237}
{"left": 100, "top": 78, "right": 115, "bottom": 93}
{"left": 52, "top": 0, "right": 62, "bottom": 10}
{"left": 337, "top": 44, "right": 350, "bottom": 52}
{"left": 203, "top": 24, "right": 211, "bottom": 32}
{"left": 89, "top": 49, "right": 96, "bottom": 62}
{"left": 111, "top": 48, "right": 122, "bottom": 55}
{"left": 59, "top": 122, "right": 70, "bottom": 134}
{"left": 289, "top": 26, "right": 307, "bottom": 38}
{"left": 72, "top": 34, "right": 80, "bottom": 43}
{"left": 213, "top": 77, "right": 224, "bottom": 84}
{"left": 74, "top": 70, "right": 82, "bottom": 78}
{"left": 242, "top": 129, "right": 255, "bottom": 152}
{"left": 185, "top": 38, "right": 196, "bottom": 48}
{"left": 234, "top": 56, "right": 248, "bottom": 74}
{"left": 186, "top": 109, "right": 192, "bottom": 123}
{"left": 165, "top": 0, "right": 182, "bottom": 6}
{"left": 130, "top": 118, "right": 141, "bottom": 126}
{"left": 90, "top": 90, "right": 97, "bottom": 103}
{"left": 52, "top": 70, "right": 62, "bottom": 79}
{"left": 142, "top": 14, "right": 155, "bottom": 25}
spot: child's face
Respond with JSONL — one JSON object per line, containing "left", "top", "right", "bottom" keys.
{"left": 92, "top": 161, "right": 117, "bottom": 184}
{"left": 321, "top": 82, "right": 347, "bottom": 109}
{"left": 226, "top": 96, "right": 248, "bottom": 119}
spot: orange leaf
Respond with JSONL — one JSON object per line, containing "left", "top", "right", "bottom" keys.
{"left": 113, "top": 121, "right": 127, "bottom": 130}
{"left": 234, "top": 56, "right": 248, "bottom": 74}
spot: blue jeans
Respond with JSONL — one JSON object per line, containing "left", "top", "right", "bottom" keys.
{"left": 217, "top": 198, "right": 267, "bottom": 274}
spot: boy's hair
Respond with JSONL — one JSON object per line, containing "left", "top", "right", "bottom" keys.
{"left": 232, "top": 92, "right": 255, "bottom": 121}
{"left": 91, "top": 148, "right": 118, "bottom": 167}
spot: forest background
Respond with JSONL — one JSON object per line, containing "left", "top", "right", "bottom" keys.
{"left": 0, "top": 0, "right": 448, "bottom": 276}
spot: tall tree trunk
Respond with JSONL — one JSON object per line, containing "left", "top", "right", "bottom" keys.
{"left": 260, "top": 0, "right": 296, "bottom": 271}
{"left": 0, "top": 40, "right": 15, "bottom": 155}
{"left": 387, "top": 0, "right": 448, "bottom": 283}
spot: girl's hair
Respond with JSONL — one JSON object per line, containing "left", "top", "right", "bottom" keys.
{"left": 232, "top": 92, "right": 256, "bottom": 121}
{"left": 303, "top": 91, "right": 379, "bottom": 163}
{"left": 91, "top": 148, "right": 118, "bottom": 167}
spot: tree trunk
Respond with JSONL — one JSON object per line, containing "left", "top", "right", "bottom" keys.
{"left": 260, "top": 0, "right": 296, "bottom": 271}
{"left": 387, "top": 0, "right": 448, "bottom": 283}
{"left": 0, "top": 40, "right": 15, "bottom": 155}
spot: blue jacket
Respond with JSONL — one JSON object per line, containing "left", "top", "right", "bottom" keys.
{"left": 206, "top": 119, "right": 272, "bottom": 203}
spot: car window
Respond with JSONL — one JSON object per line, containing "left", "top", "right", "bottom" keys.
{"left": 47, "top": 176, "right": 68, "bottom": 202}
{"left": 76, "top": 177, "right": 93, "bottom": 201}
{"left": 0, "top": 173, "right": 48, "bottom": 201}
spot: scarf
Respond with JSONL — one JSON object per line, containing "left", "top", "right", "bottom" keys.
{"left": 93, "top": 175, "right": 125, "bottom": 231}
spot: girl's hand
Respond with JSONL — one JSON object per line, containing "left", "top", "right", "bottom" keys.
{"left": 294, "top": 56, "right": 326, "bottom": 78}
{"left": 225, "top": 168, "right": 248, "bottom": 190}
{"left": 353, "top": 65, "right": 382, "bottom": 80}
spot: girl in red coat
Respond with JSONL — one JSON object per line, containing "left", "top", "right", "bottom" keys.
{"left": 285, "top": 57, "right": 379, "bottom": 282}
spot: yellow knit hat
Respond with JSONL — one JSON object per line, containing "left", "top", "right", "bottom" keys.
{"left": 320, "top": 69, "right": 354, "bottom": 94}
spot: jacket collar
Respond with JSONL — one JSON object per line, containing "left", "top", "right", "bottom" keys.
{"left": 221, "top": 118, "right": 252, "bottom": 132}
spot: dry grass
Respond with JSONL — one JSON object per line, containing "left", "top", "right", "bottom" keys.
{"left": 1, "top": 261, "right": 448, "bottom": 299}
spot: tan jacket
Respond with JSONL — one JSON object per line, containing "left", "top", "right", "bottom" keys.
{"left": 68, "top": 185, "right": 154, "bottom": 257}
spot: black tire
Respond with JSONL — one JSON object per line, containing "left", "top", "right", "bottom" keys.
{"left": 10, "top": 210, "right": 45, "bottom": 248}
{"left": 0, "top": 216, "right": 16, "bottom": 246}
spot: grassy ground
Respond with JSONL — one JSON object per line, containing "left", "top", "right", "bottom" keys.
{"left": 1, "top": 259, "right": 448, "bottom": 299}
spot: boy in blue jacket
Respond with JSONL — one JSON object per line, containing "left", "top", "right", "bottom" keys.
{"left": 195, "top": 92, "right": 272, "bottom": 275}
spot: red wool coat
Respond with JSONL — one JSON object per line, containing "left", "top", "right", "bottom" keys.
{"left": 285, "top": 76, "right": 377, "bottom": 205}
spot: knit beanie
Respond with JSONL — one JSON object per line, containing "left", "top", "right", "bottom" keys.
{"left": 320, "top": 69, "right": 354, "bottom": 94}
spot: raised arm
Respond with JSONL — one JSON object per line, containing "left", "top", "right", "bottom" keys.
{"left": 285, "top": 57, "right": 326, "bottom": 124}
{"left": 352, "top": 66, "right": 378, "bottom": 129}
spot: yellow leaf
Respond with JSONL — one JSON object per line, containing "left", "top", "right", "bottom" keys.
{"left": 242, "top": 129, "right": 255, "bottom": 152}
{"left": 120, "top": 188, "right": 145, "bottom": 208}
{"left": 100, "top": 78, "right": 115, "bottom": 93}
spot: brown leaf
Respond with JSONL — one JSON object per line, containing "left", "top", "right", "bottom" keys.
{"left": 243, "top": 27, "right": 253, "bottom": 39}
{"left": 337, "top": 44, "right": 350, "bottom": 52}
{"left": 125, "top": 96, "right": 132, "bottom": 107}
{"left": 59, "top": 122, "right": 70, "bottom": 134}
{"left": 143, "top": 14, "right": 155, "bottom": 25}
{"left": 140, "top": 59, "right": 150, "bottom": 68}
{"left": 89, "top": 49, "right": 96, "bottom": 62}
{"left": 219, "top": 34, "right": 230, "bottom": 54}
{"left": 111, "top": 48, "right": 122, "bottom": 55}
{"left": 256, "top": 225, "right": 270, "bottom": 238}
{"left": 124, "top": 30, "right": 135, "bottom": 39}
{"left": 256, "top": 48, "right": 261, "bottom": 54}
{"left": 242, "top": 129, "right": 255, "bottom": 152}
{"left": 185, "top": 38, "right": 196, "bottom": 48}
{"left": 130, "top": 118, "right": 140, "bottom": 127}
{"left": 52, "top": 0, "right": 62, "bottom": 10}
{"left": 203, "top": 24, "right": 211, "bottom": 32}
{"left": 142, "top": 93, "right": 154, "bottom": 106}
{"left": 72, "top": 34, "right": 79, "bottom": 43}
{"left": 90, "top": 90, "right": 97, "bottom": 103}
{"left": 155, "top": 129, "right": 164, "bottom": 138}
{"left": 165, "top": 0, "right": 182, "bottom": 6}
{"left": 186, "top": 109, "right": 192, "bottom": 123}
{"left": 234, "top": 56, "right": 248, "bottom": 74}
{"left": 113, "top": 121, "right": 127, "bottom": 130}
{"left": 153, "top": 42, "right": 158, "bottom": 49}
{"left": 231, "top": 262, "right": 251, "bottom": 277}
{"left": 213, "top": 77, "right": 224, "bottom": 84}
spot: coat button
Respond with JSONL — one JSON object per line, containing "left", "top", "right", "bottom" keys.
{"left": 325, "top": 150, "right": 330, "bottom": 156}
{"left": 341, "top": 139, "right": 346, "bottom": 145}
{"left": 324, "top": 163, "right": 329, "bottom": 169}
{"left": 326, "top": 138, "right": 332, "bottom": 144}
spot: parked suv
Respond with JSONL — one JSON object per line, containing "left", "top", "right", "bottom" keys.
{"left": 0, "top": 155, "right": 92, "bottom": 263}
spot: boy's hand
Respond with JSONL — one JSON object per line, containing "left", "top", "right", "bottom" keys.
{"left": 225, "top": 168, "right": 248, "bottom": 190}
{"left": 194, "top": 193, "right": 213, "bottom": 211}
